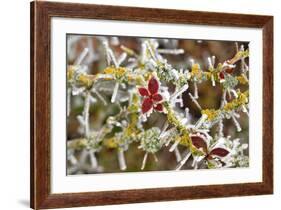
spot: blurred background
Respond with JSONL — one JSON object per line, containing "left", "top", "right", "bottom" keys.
{"left": 67, "top": 34, "right": 249, "bottom": 174}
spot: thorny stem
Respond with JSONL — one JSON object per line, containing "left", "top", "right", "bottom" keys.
{"left": 188, "top": 93, "right": 202, "bottom": 110}
{"left": 141, "top": 152, "right": 148, "bottom": 170}
{"left": 194, "top": 114, "right": 208, "bottom": 129}
{"left": 157, "top": 48, "right": 184, "bottom": 55}
{"left": 211, "top": 74, "right": 216, "bottom": 86}
{"left": 92, "top": 88, "right": 107, "bottom": 105}
{"left": 193, "top": 82, "right": 199, "bottom": 99}
{"left": 68, "top": 151, "right": 78, "bottom": 165}
{"left": 118, "top": 149, "right": 127, "bottom": 171}
{"left": 170, "top": 84, "right": 189, "bottom": 101}
{"left": 111, "top": 82, "right": 119, "bottom": 103}
{"left": 174, "top": 146, "right": 182, "bottom": 162}
{"left": 74, "top": 48, "right": 89, "bottom": 65}
{"left": 218, "top": 119, "right": 224, "bottom": 137}
{"left": 67, "top": 87, "right": 71, "bottom": 117}
{"left": 169, "top": 139, "right": 181, "bottom": 152}
{"left": 232, "top": 115, "right": 242, "bottom": 132}
{"left": 83, "top": 91, "right": 91, "bottom": 138}
{"left": 217, "top": 89, "right": 227, "bottom": 137}
{"left": 89, "top": 150, "right": 98, "bottom": 168}
{"left": 175, "top": 150, "right": 191, "bottom": 171}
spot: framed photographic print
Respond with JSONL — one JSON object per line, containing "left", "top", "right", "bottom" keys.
{"left": 30, "top": 1, "right": 273, "bottom": 209}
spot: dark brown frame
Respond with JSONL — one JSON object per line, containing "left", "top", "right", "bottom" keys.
{"left": 31, "top": 1, "right": 273, "bottom": 209}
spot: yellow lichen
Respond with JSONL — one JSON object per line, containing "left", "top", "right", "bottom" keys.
{"left": 191, "top": 63, "right": 202, "bottom": 79}
{"left": 201, "top": 109, "right": 219, "bottom": 121}
{"left": 236, "top": 75, "right": 248, "bottom": 84}
{"left": 67, "top": 65, "right": 76, "bottom": 81}
{"left": 103, "top": 67, "right": 115, "bottom": 74}
{"left": 203, "top": 71, "right": 212, "bottom": 80}
{"left": 121, "top": 45, "right": 136, "bottom": 56}
{"left": 179, "top": 133, "right": 191, "bottom": 147}
{"left": 103, "top": 137, "right": 118, "bottom": 148}
{"left": 67, "top": 138, "right": 88, "bottom": 150}
{"left": 103, "top": 66, "right": 127, "bottom": 80}
{"left": 228, "top": 49, "right": 249, "bottom": 64}
{"left": 223, "top": 91, "right": 249, "bottom": 111}
{"left": 77, "top": 74, "right": 93, "bottom": 88}
{"left": 115, "top": 67, "right": 126, "bottom": 78}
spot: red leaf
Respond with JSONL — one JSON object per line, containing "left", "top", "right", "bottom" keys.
{"left": 138, "top": 87, "right": 149, "bottom": 96}
{"left": 219, "top": 72, "right": 225, "bottom": 80}
{"left": 148, "top": 77, "right": 159, "bottom": 95}
{"left": 141, "top": 98, "right": 153, "bottom": 113}
{"left": 154, "top": 103, "right": 163, "bottom": 112}
{"left": 209, "top": 148, "right": 229, "bottom": 157}
{"left": 191, "top": 135, "right": 207, "bottom": 153}
{"left": 205, "top": 154, "right": 213, "bottom": 160}
{"left": 225, "top": 68, "right": 234, "bottom": 74}
{"left": 152, "top": 93, "right": 163, "bottom": 102}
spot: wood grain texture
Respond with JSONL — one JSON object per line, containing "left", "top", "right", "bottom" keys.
{"left": 30, "top": 1, "right": 274, "bottom": 209}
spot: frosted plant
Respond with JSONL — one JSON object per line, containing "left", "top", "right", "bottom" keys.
{"left": 66, "top": 35, "right": 249, "bottom": 174}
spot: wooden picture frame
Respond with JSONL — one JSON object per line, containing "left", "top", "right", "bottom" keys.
{"left": 31, "top": 1, "right": 273, "bottom": 209}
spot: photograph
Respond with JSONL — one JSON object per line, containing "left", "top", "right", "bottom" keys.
{"left": 30, "top": 2, "right": 273, "bottom": 208}
{"left": 66, "top": 35, "right": 250, "bottom": 174}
